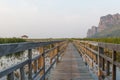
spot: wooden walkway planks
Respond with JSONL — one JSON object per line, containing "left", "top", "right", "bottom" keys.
{"left": 49, "top": 43, "right": 94, "bottom": 80}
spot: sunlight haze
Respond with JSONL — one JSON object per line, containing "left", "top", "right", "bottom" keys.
{"left": 0, "top": 0, "right": 120, "bottom": 38}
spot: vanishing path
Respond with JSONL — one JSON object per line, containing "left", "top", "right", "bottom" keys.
{"left": 49, "top": 43, "right": 94, "bottom": 80}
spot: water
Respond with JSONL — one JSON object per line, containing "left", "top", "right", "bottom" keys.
{"left": 0, "top": 46, "right": 60, "bottom": 80}
{"left": 0, "top": 48, "right": 40, "bottom": 80}
{"left": 85, "top": 59, "right": 98, "bottom": 80}
{"left": 1, "top": 48, "right": 120, "bottom": 80}
{"left": 83, "top": 55, "right": 120, "bottom": 80}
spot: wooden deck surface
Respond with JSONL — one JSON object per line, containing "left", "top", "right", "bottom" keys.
{"left": 49, "top": 43, "right": 94, "bottom": 80}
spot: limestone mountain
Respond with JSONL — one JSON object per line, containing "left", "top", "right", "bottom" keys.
{"left": 87, "top": 26, "right": 97, "bottom": 37}
{"left": 87, "top": 13, "right": 120, "bottom": 38}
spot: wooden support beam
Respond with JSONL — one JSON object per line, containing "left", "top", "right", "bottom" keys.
{"left": 38, "top": 47, "right": 44, "bottom": 76}
{"left": 7, "top": 72, "right": 14, "bottom": 80}
{"left": 42, "top": 47, "right": 45, "bottom": 80}
{"left": 98, "top": 47, "right": 104, "bottom": 80}
{"left": 57, "top": 46, "right": 60, "bottom": 63}
{"left": 0, "top": 41, "right": 63, "bottom": 57}
{"left": 112, "top": 51, "right": 116, "bottom": 80}
{"left": 96, "top": 55, "right": 98, "bottom": 64}
{"left": 28, "top": 49, "right": 32, "bottom": 80}
{"left": 106, "top": 61, "right": 110, "bottom": 76}
{"left": 34, "top": 60, "right": 37, "bottom": 73}
{"left": 20, "top": 66, "right": 25, "bottom": 80}
{"left": 50, "top": 51, "right": 52, "bottom": 64}
{"left": 102, "top": 58, "right": 105, "bottom": 71}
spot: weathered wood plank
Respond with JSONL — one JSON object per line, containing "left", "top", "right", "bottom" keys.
{"left": 32, "top": 54, "right": 42, "bottom": 61}
{"left": 74, "top": 40, "right": 120, "bottom": 80}
{"left": 112, "top": 51, "right": 117, "bottom": 80}
{"left": 0, "top": 41, "right": 63, "bottom": 57}
{"left": 106, "top": 61, "right": 110, "bottom": 76}
{"left": 80, "top": 41, "right": 120, "bottom": 52}
{"left": 42, "top": 47, "right": 45, "bottom": 80}
{"left": 34, "top": 60, "right": 37, "bottom": 73}
{"left": 50, "top": 43, "right": 94, "bottom": 80}
{"left": 0, "top": 59, "right": 29, "bottom": 78}
{"left": 20, "top": 66, "right": 25, "bottom": 80}
{"left": 0, "top": 40, "right": 65, "bottom": 80}
{"left": 32, "top": 67, "right": 44, "bottom": 79}
{"left": 28, "top": 49, "right": 33, "bottom": 80}
{"left": 84, "top": 45, "right": 119, "bottom": 66}
{"left": 7, "top": 72, "right": 14, "bottom": 80}
{"left": 98, "top": 42, "right": 120, "bottom": 52}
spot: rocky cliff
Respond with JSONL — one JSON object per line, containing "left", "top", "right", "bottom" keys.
{"left": 87, "top": 26, "right": 97, "bottom": 37}
{"left": 87, "top": 13, "right": 120, "bottom": 38}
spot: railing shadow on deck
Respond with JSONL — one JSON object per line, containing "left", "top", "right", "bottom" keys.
{"left": 73, "top": 40, "right": 120, "bottom": 80}
{"left": 0, "top": 40, "right": 68, "bottom": 80}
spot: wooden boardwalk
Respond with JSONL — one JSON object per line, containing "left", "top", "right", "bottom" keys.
{"left": 49, "top": 43, "right": 94, "bottom": 80}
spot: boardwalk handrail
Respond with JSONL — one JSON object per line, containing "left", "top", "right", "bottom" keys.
{"left": 73, "top": 40, "right": 120, "bottom": 80}
{"left": 98, "top": 42, "right": 120, "bottom": 52}
{"left": 0, "top": 40, "right": 67, "bottom": 80}
{"left": 0, "top": 40, "right": 62, "bottom": 57}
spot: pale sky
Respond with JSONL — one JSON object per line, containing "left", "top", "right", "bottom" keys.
{"left": 0, "top": 0, "right": 120, "bottom": 38}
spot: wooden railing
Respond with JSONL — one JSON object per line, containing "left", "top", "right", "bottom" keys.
{"left": 73, "top": 40, "right": 120, "bottom": 80}
{"left": 0, "top": 40, "right": 68, "bottom": 80}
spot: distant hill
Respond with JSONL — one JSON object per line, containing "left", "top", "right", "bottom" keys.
{"left": 91, "top": 25, "right": 120, "bottom": 38}
{"left": 87, "top": 13, "right": 120, "bottom": 38}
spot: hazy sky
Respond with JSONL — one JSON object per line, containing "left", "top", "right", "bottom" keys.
{"left": 0, "top": 0, "right": 120, "bottom": 38}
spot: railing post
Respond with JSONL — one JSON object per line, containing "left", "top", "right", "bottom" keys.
{"left": 38, "top": 47, "right": 43, "bottom": 75}
{"left": 57, "top": 46, "right": 60, "bottom": 63}
{"left": 7, "top": 72, "right": 14, "bottom": 80}
{"left": 96, "top": 55, "right": 98, "bottom": 64}
{"left": 112, "top": 51, "right": 116, "bottom": 80}
{"left": 102, "top": 58, "right": 105, "bottom": 71}
{"left": 34, "top": 60, "right": 37, "bottom": 73}
{"left": 106, "top": 61, "right": 110, "bottom": 76}
{"left": 28, "top": 49, "right": 33, "bottom": 80}
{"left": 98, "top": 47, "right": 104, "bottom": 80}
{"left": 92, "top": 52, "right": 94, "bottom": 68}
{"left": 42, "top": 47, "right": 45, "bottom": 80}
{"left": 20, "top": 66, "right": 25, "bottom": 80}
{"left": 50, "top": 51, "right": 53, "bottom": 64}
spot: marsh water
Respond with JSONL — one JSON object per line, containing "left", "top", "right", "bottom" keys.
{"left": 0, "top": 48, "right": 120, "bottom": 80}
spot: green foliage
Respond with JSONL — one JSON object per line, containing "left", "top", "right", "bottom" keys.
{"left": 79, "top": 38, "right": 120, "bottom": 44}
{"left": 0, "top": 38, "right": 26, "bottom": 44}
{"left": 68, "top": 38, "right": 74, "bottom": 42}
